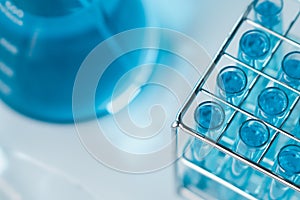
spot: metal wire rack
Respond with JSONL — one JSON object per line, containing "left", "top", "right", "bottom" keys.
{"left": 174, "top": 1, "right": 300, "bottom": 199}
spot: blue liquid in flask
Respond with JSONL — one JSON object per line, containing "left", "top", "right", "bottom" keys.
{"left": 0, "top": 0, "right": 155, "bottom": 122}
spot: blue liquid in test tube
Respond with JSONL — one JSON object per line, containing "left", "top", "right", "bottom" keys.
{"left": 194, "top": 101, "right": 225, "bottom": 132}
{"left": 192, "top": 101, "right": 225, "bottom": 172}
{"left": 280, "top": 51, "right": 300, "bottom": 89}
{"left": 254, "top": 0, "right": 283, "bottom": 29}
{"left": 239, "top": 30, "right": 271, "bottom": 69}
{"left": 182, "top": 167, "right": 203, "bottom": 188}
{"left": 257, "top": 87, "right": 288, "bottom": 125}
{"left": 231, "top": 119, "right": 269, "bottom": 184}
{"left": 217, "top": 66, "right": 247, "bottom": 105}
{"left": 269, "top": 145, "right": 300, "bottom": 200}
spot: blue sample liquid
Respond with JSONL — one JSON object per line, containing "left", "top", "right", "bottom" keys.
{"left": 278, "top": 145, "right": 300, "bottom": 177}
{"left": 217, "top": 66, "right": 247, "bottom": 105}
{"left": 182, "top": 167, "right": 203, "bottom": 188}
{"left": 231, "top": 119, "right": 269, "bottom": 178}
{"left": 269, "top": 145, "right": 300, "bottom": 199}
{"left": 192, "top": 101, "right": 225, "bottom": 172}
{"left": 254, "top": 0, "right": 283, "bottom": 28}
{"left": 191, "top": 138, "right": 207, "bottom": 165}
{"left": 257, "top": 87, "right": 288, "bottom": 125}
{"left": 239, "top": 119, "right": 269, "bottom": 149}
{"left": 281, "top": 51, "right": 300, "bottom": 88}
{"left": 194, "top": 101, "right": 225, "bottom": 131}
{"left": 0, "top": 0, "right": 155, "bottom": 122}
{"left": 239, "top": 30, "right": 270, "bottom": 68}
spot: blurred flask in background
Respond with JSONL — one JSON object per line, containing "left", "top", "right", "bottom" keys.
{"left": 0, "top": 0, "right": 157, "bottom": 122}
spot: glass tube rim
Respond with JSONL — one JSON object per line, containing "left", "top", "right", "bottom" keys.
{"left": 277, "top": 144, "right": 300, "bottom": 174}
{"left": 239, "top": 119, "right": 270, "bottom": 148}
{"left": 253, "top": 0, "right": 284, "bottom": 17}
{"left": 282, "top": 51, "right": 300, "bottom": 80}
{"left": 216, "top": 66, "right": 248, "bottom": 95}
{"left": 194, "top": 101, "right": 225, "bottom": 130}
{"left": 239, "top": 29, "right": 271, "bottom": 60}
{"left": 257, "top": 86, "right": 289, "bottom": 116}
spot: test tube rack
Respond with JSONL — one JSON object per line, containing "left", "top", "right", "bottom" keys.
{"left": 174, "top": 0, "right": 300, "bottom": 199}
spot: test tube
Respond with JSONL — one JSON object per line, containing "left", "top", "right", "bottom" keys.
{"left": 182, "top": 167, "right": 203, "bottom": 188}
{"left": 269, "top": 145, "right": 300, "bottom": 200}
{"left": 257, "top": 87, "right": 288, "bottom": 125}
{"left": 254, "top": 0, "right": 283, "bottom": 28}
{"left": 231, "top": 119, "right": 270, "bottom": 178}
{"left": 194, "top": 101, "right": 225, "bottom": 132}
{"left": 239, "top": 30, "right": 271, "bottom": 69}
{"left": 217, "top": 66, "right": 248, "bottom": 105}
{"left": 190, "top": 138, "right": 207, "bottom": 166}
{"left": 280, "top": 51, "right": 300, "bottom": 88}
{"left": 192, "top": 101, "right": 225, "bottom": 171}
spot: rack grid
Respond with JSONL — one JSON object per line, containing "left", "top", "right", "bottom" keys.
{"left": 174, "top": 1, "right": 300, "bottom": 199}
